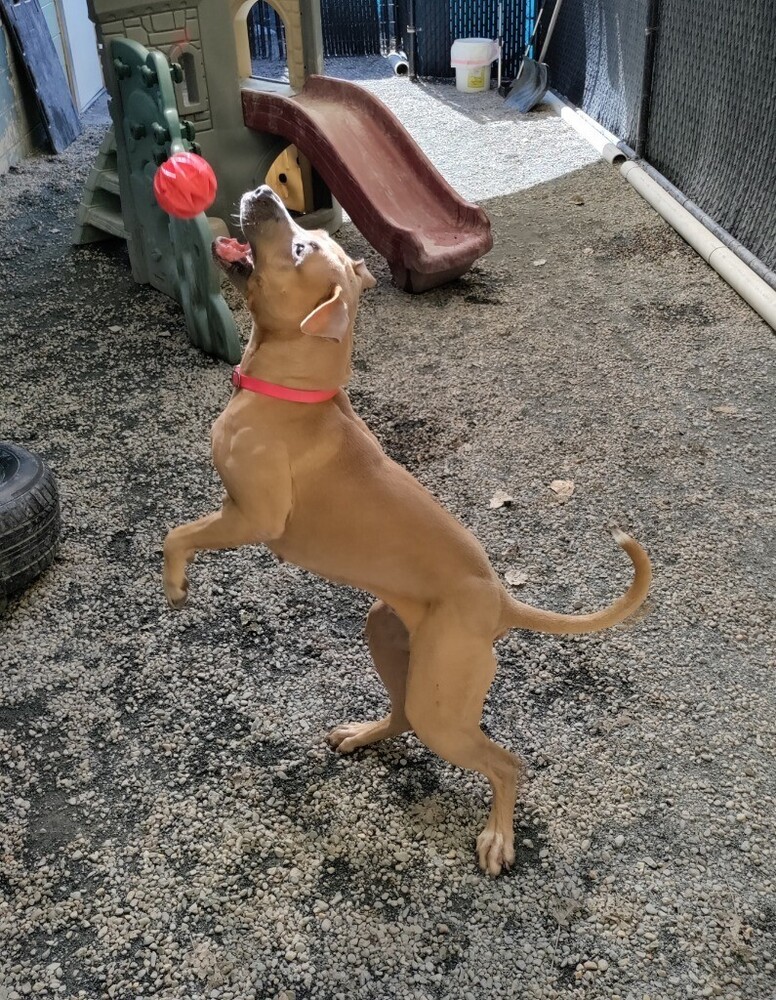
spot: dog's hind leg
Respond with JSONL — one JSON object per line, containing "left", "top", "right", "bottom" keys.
{"left": 404, "top": 620, "right": 523, "bottom": 876}
{"left": 328, "top": 601, "right": 412, "bottom": 752}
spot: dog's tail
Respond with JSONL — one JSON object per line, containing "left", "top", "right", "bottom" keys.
{"left": 500, "top": 529, "right": 652, "bottom": 636}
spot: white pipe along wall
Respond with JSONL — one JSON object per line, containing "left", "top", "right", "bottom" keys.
{"left": 543, "top": 91, "right": 776, "bottom": 331}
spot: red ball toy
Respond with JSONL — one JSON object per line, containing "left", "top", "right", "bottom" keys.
{"left": 153, "top": 151, "right": 217, "bottom": 219}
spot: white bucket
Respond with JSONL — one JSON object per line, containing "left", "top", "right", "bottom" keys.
{"left": 450, "top": 38, "right": 498, "bottom": 93}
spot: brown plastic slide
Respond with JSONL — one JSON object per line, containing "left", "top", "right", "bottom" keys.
{"left": 242, "top": 75, "right": 493, "bottom": 292}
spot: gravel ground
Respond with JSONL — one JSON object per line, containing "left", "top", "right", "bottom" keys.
{"left": 1, "top": 70, "right": 775, "bottom": 1000}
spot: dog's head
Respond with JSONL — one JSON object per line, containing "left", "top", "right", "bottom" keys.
{"left": 213, "top": 185, "right": 376, "bottom": 344}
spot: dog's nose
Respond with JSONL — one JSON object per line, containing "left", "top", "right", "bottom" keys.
{"left": 240, "top": 185, "right": 285, "bottom": 224}
{"left": 246, "top": 185, "right": 281, "bottom": 207}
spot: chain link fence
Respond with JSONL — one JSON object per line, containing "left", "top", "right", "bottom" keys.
{"left": 249, "top": 1, "right": 536, "bottom": 82}
{"left": 249, "top": 0, "right": 391, "bottom": 69}
{"left": 248, "top": 3, "right": 287, "bottom": 70}
{"left": 396, "top": 0, "right": 535, "bottom": 81}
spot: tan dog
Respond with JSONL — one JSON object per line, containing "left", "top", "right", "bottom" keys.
{"left": 163, "top": 186, "right": 651, "bottom": 875}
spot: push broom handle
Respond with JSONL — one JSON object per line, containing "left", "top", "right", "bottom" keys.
{"left": 496, "top": 2, "right": 503, "bottom": 89}
{"left": 515, "top": 4, "right": 545, "bottom": 81}
{"left": 538, "top": 0, "right": 565, "bottom": 63}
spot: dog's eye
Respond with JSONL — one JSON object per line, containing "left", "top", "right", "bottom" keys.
{"left": 293, "top": 242, "right": 306, "bottom": 259}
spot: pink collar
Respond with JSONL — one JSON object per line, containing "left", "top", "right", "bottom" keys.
{"left": 231, "top": 365, "right": 338, "bottom": 404}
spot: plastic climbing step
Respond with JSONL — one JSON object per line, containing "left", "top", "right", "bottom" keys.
{"left": 97, "top": 168, "right": 121, "bottom": 196}
{"left": 72, "top": 130, "right": 126, "bottom": 244}
{"left": 81, "top": 203, "right": 126, "bottom": 240}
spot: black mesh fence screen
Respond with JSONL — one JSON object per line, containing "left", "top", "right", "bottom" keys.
{"left": 543, "top": 0, "right": 649, "bottom": 146}
{"left": 249, "top": 0, "right": 387, "bottom": 64}
{"left": 546, "top": 0, "right": 776, "bottom": 272}
{"left": 320, "top": 0, "right": 383, "bottom": 57}
{"left": 646, "top": 0, "right": 776, "bottom": 270}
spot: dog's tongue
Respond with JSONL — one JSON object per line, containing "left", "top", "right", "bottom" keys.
{"left": 215, "top": 237, "right": 252, "bottom": 265}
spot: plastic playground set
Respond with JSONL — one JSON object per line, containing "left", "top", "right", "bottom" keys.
{"left": 74, "top": 0, "right": 494, "bottom": 363}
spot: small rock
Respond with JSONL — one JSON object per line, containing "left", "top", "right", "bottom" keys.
{"left": 504, "top": 568, "right": 527, "bottom": 587}
{"left": 548, "top": 479, "right": 575, "bottom": 501}
{"left": 489, "top": 489, "right": 514, "bottom": 509}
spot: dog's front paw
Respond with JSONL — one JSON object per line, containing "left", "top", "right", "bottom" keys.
{"left": 328, "top": 717, "right": 404, "bottom": 753}
{"left": 328, "top": 721, "right": 373, "bottom": 753}
{"left": 476, "top": 828, "right": 515, "bottom": 876}
{"left": 164, "top": 576, "right": 189, "bottom": 609}
{"left": 163, "top": 535, "right": 191, "bottom": 609}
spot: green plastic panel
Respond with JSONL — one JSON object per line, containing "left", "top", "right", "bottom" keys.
{"left": 108, "top": 37, "right": 241, "bottom": 364}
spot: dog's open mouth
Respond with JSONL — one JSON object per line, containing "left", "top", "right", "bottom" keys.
{"left": 213, "top": 237, "right": 253, "bottom": 269}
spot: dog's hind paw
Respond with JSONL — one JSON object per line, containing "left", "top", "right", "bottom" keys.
{"left": 476, "top": 828, "right": 515, "bottom": 876}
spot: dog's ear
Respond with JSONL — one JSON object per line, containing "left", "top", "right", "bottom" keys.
{"left": 300, "top": 285, "right": 350, "bottom": 342}
{"left": 353, "top": 258, "right": 377, "bottom": 289}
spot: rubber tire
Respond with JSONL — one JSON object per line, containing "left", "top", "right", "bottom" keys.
{"left": 0, "top": 441, "right": 61, "bottom": 597}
